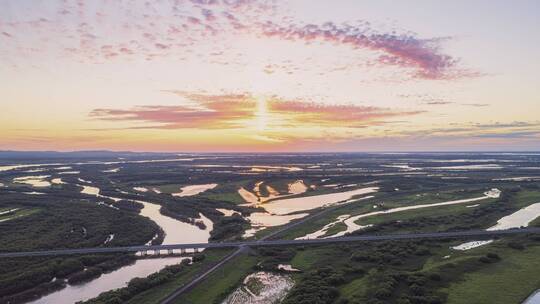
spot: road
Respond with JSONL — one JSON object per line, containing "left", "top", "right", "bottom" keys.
{"left": 159, "top": 246, "right": 248, "bottom": 304}
{"left": 1, "top": 227, "right": 539, "bottom": 258}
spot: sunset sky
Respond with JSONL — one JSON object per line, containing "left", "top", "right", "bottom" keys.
{"left": 1, "top": 0, "right": 539, "bottom": 152}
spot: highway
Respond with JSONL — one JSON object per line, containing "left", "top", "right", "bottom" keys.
{"left": 1, "top": 227, "right": 539, "bottom": 258}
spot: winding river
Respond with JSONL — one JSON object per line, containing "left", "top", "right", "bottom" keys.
{"left": 29, "top": 184, "right": 212, "bottom": 304}
{"left": 297, "top": 189, "right": 501, "bottom": 239}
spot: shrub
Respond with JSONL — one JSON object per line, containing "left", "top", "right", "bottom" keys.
{"left": 478, "top": 256, "right": 492, "bottom": 264}
{"left": 67, "top": 267, "right": 102, "bottom": 284}
{"left": 192, "top": 253, "right": 205, "bottom": 263}
{"left": 486, "top": 253, "right": 500, "bottom": 260}
{"left": 54, "top": 258, "right": 84, "bottom": 277}
{"left": 508, "top": 242, "right": 525, "bottom": 250}
{"left": 428, "top": 273, "right": 441, "bottom": 281}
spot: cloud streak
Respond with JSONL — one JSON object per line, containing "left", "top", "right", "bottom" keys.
{"left": 89, "top": 91, "right": 421, "bottom": 130}
{"left": 259, "top": 22, "right": 463, "bottom": 79}
{"left": 396, "top": 121, "right": 540, "bottom": 139}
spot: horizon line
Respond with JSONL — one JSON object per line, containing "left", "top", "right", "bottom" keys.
{"left": 1, "top": 150, "right": 540, "bottom": 154}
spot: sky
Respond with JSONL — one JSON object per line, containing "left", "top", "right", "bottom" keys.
{"left": 0, "top": 0, "right": 539, "bottom": 152}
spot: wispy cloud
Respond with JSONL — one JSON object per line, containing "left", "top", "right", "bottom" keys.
{"left": 475, "top": 131, "right": 540, "bottom": 139}
{"left": 0, "top": 0, "right": 475, "bottom": 80}
{"left": 398, "top": 94, "right": 492, "bottom": 107}
{"left": 424, "top": 101, "right": 453, "bottom": 105}
{"left": 89, "top": 94, "right": 253, "bottom": 129}
{"left": 396, "top": 121, "right": 540, "bottom": 138}
{"left": 89, "top": 91, "right": 421, "bottom": 130}
{"left": 462, "top": 103, "right": 489, "bottom": 107}
{"left": 259, "top": 22, "right": 468, "bottom": 79}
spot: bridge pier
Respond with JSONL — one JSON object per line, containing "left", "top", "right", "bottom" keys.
{"left": 154, "top": 249, "right": 160, "bottom": 256}
{"left": 194, "top": 247, "right": 199, "bottom": 253}
{"left": 168, "top": 249, "right": 173, "bottom": 255}
{"left": 180, "top": 248, "right": 185, "bottom": 254}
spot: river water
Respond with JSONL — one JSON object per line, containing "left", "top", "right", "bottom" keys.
{"left": 453, "top": 201, "right": 540, "bottom": 251}
{"left": 297, "top": 189, "right": 501, "bottom": 239}
{"left": 241, "top": 186, "right": 378, "bottom": 238}
{"left": 29, "top": 184, "right": 212, "bottom": 304}
{"left": 263, "top": 187, "right": 379, "bottom": 215}
{"left": 172, "top": 183, "right": 218, "bottom": 197}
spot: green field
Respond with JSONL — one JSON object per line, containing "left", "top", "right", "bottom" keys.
{"left": 444, "top": 243, "right": 540, "bottom": 304}
{"left": 174, "top": 252, "right": 258, "bottom": 304}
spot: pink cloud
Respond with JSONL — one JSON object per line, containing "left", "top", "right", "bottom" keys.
{"left": 89, "top": 91, "right": 421, "bottom": 129}
{"left": 201, "top": 8, "right": 216, "bottom": 21}
{"left": 119, "top": 47, "right": 134, "bottom": 54}
{"left": 154, "top": 43, "right": 170, "bottom": 49}
{"left": 0, "top": 0, "right": 474, "bottom": 80}
{"left": 259, "top": 21, "right": 461, "bottom": 79}
{"left": 269, "top": 99, "right": 422, "bottom": 127}
{"left": 187, "top": 16, "right": 202, "bottom": 25}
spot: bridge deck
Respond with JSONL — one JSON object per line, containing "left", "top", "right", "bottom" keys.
{"left": 1, "top": 227, "right": 539, "bottom": 258}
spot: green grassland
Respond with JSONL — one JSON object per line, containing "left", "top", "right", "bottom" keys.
{"left": 174, "top": 252, "right": 258, "bottom": 304}
{"left": 201, "top": 180, "right": 251, "bottom": 204}
{"left": 444, "top": 241, "right": 540, "bottom": 304}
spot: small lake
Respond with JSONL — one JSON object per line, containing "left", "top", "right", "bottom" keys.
{"left": 263, "top": 187, "right": 378, "bottom": 215}
{"left": 172, "top": 183, "right": 218, "bottom": 197}
{"left": 12, "top": 175, "right": 51, "bottom": 187}
{"left": 488, "top": 202, "right": 540, "bottom": 230}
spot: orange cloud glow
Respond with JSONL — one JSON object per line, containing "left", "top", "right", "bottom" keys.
{"left": 89, "top": 91, "right": 422, "bottom": 131}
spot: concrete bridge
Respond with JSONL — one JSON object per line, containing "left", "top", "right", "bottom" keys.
{"left": 1, "top": 227, "right": 539, "bottom": 258}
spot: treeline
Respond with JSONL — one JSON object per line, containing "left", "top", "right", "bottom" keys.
{"left": 273, "top": 236, "right": 510, "bottom": 304}
{"left": 0, "top": 193, "right": 159, "bottom": 252}
{"left": 256, "top": 247, "right": 296, "bottom": 270}
{"left": 210, "top": 214, "right": 249, "bottom": 241}
{"left": 362, "top": 251, "right": 502, "bottom": 304}
{"left": 113, "top": 200, "right": 144, "bottom": 213}
{"left": 159, "top": 196, "right": 253, "bottom": 241}
{"left": 282, "top": 266, "right": 341, "bottom": 304}
{"left": 159, "top": 195, "right": 248, "bottom": 222}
